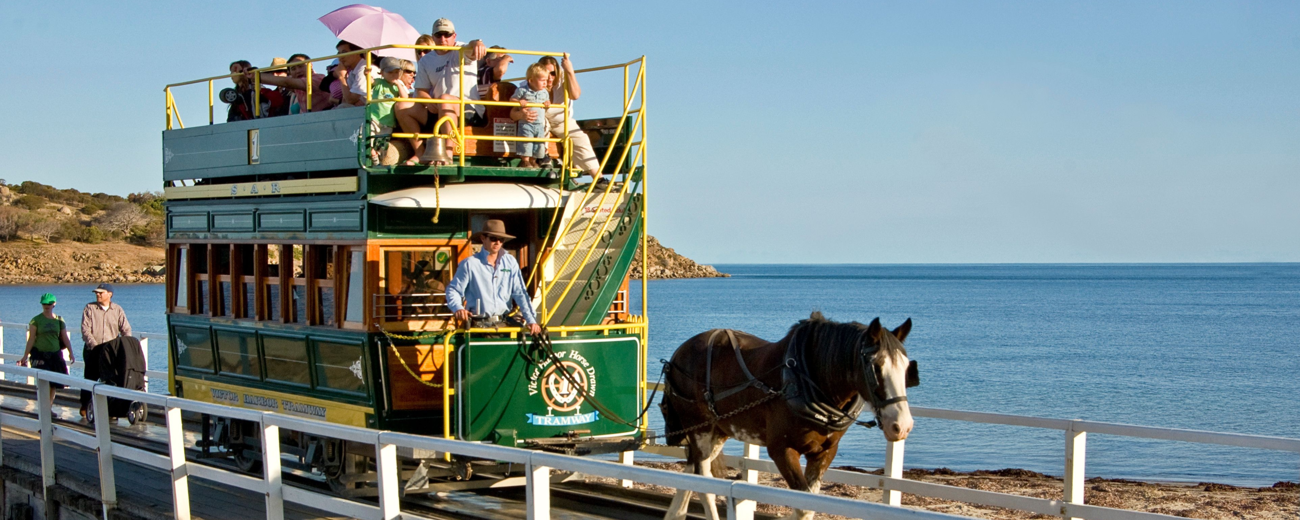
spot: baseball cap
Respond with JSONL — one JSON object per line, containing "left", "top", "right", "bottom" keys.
{"left": 432, "top": 18, "right": 455, "bottom": 35}
{"left": 94, "top": 283, "right": 114, "bottom": 294}
{"left": 379, "top": 57, "right": 403, "bottom": 73}
{"left": 40, "top": 293, "right": 56, "bottom": 305}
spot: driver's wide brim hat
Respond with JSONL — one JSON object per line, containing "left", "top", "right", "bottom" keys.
{"left": 479, "top": 219, "right": 515, "bottom": 241}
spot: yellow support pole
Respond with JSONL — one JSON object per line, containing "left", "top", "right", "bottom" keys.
{"left": 639, "top": 59, "right": 650, "bottom": 427}
{"left": 164, "top": 87, "right": 173, "bottom": 130}
{"left": 207, "top": 80, "right": 214, "bottom": 125}
{"left": 458, "top": 49, "right": 466, "bottom": 167}
{"left": 305, "top": 62, "right": 313, "bottom": 113}
{"left": 253, "top": 71, "right": 261, "bottom": 118}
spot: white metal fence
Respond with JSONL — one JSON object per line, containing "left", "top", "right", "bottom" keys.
{"left": 0, "top": 363, "right": 977, "bottom": 520}
{"left": 3, "top": 323, "right": 1296, "bottom": 520}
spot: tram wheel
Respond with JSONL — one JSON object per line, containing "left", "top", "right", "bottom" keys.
{"left": 128, "top": 402, "right": 148, "bottom": 425}
{"left": 233, "top": 444, "right": 262, "bottom": 474}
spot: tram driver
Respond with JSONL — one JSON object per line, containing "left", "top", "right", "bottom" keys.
{"left": 445, "top": 220, "right": 542, "bottom": 335}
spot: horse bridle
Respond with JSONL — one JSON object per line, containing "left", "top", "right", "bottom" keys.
{"left": 858, "top": 333, "right": 920, "bottom": 424}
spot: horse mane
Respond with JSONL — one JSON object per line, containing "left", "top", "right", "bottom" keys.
{"left": 788, "top": 312, "right": 907, "bottom": 391}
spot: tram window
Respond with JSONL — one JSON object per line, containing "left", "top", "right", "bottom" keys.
{"left": 310, "top": 246, "right": 337, "bottom": 327}
{"left": 344, "top": 249, "right": 366, "bottom": 325}
{"left": 215, "top": 329, "right": 260, "bottom": 378}
{"left": 262, "top": 334, "right": 310, "bottom": 386}
{"left": 289, "top": 245, "right": 305, "bottom": 323}
{"left": 265, "top": 246, "right": 282, "bottom": 321}
{"left": 236, "top": 244, "right": 255, "bottom": 319}
{"left": 314, "top": 340, "right": 367, "bottom": 395}
{"left": 173, "top": 247, "right": 189, "bottom": 312}
{"left": 173, "top": 326, "right": 215, "bottom": 372}
{"left": 215, "top": 245, "right": 232, "bottom": 317}
{"left": 194, "top": 244, "right": 209, "bottom": 315}
{"left": 381, "top": 248, "right": 452, "bottom": 321}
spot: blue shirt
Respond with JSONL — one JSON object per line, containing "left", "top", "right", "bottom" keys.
{"left": 445, "top": 249, "right": 538, "bottom": 324}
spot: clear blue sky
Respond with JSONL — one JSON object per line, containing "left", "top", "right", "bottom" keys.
{"left": 2, "top": 1, "right": 1297, "bottom": 263}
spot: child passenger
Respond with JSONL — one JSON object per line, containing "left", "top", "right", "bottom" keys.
{"left": 511, "top": 63, "right": 551, "bottom": 168}
{"left": 367, "top": 57, "right": 415, "bottom": 162}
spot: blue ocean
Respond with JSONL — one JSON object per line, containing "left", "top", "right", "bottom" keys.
{"left": 3, "top": 264, "right": 1297, "bottom": 486}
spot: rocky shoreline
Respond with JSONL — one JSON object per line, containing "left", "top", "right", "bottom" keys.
{"left": 630, "top": 235, "right": 729, "bottom": 280}
{"left": 0, "top": 242, "right": 164, "bottom": 285}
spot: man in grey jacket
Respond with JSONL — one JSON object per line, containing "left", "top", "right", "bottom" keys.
{"left": 80, "top": 283, "right": 132, "bottom": 418}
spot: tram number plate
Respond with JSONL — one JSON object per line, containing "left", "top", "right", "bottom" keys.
{"left": 248, "top": 129, "right": 261, "bottom": 164}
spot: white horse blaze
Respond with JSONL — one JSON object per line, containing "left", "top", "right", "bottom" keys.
{"left": 876, "top": 353, "right": 915, "bottom": 441}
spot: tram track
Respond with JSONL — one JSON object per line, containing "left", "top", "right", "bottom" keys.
{"left": 0, "top": 382, "right": 732, "bottom": 520}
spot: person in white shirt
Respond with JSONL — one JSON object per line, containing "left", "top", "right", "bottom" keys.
{"left": 395, "top": 18, "right": 488, "bottom": 166}
{"left": 534, "top": 55, "right": 600, "bottom": 181}
{"left": 337, "top": 40, "right": 380, "bottom": 107}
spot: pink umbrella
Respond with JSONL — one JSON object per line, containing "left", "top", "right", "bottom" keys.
{"left": 319, "top": 4, "right": 420, "bottom": 61}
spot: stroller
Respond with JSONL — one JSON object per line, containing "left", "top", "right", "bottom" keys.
{"left": 88, "top": 336, "right": 149, "bottom": 425}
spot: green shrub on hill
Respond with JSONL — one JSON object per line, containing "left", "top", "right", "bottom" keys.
{"left": 14, "top": 194, "right": 46, "bottom": 210}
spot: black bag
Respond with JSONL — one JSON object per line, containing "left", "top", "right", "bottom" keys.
{"left": 96, "top": 336, "right": 147, "bottom": 417}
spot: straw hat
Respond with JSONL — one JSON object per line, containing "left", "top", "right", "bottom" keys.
{"left": 479, "top": 219, "right": 515, "bottom": 241}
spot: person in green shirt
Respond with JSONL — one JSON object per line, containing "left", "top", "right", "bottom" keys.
{"left": 19, "top": 293, "right": 76, "bottom": 410}
{"left": 366, "top": 57, "right": 414, "bottom": 164}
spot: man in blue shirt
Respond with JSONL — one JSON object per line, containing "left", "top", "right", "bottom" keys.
{"left": 445, "top": 220, "right": 542, "bottom": 335}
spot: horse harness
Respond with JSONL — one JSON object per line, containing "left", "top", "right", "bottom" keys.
{"left": 686, "top": 327, "right": 920, "bottom": 434}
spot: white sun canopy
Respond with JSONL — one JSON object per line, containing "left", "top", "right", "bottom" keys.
{"left": 370, "top": 183, "right": 565, "bottom": 209}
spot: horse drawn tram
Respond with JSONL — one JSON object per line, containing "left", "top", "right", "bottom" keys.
{"left": 160, "top": 42, "right": 650, "bottom": 493}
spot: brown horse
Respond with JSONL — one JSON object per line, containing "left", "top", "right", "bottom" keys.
{"left": 659, "top": 312, "right": 918, "bottom": 520}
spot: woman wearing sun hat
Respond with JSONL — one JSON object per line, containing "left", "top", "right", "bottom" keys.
{"left": 19, "top": 293, "right": 76, "bottom": 410}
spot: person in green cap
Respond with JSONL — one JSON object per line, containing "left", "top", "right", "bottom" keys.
{"left": 19, "top": 293, "right": 76, "bottom": 410}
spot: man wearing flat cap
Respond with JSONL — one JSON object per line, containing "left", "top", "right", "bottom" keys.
{"left": 80, "top": 283, "right": 132, "bottom": 418}
{"left": 445, "top": 220, "right": 542, "bottom": 335}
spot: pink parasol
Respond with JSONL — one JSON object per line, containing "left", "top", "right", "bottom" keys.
{"left": 319, "top": 4, "right": 420, "bottom": 61}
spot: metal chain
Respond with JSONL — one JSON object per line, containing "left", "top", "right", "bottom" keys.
{"left": 645, "top": 387, "right": 785, "bottom": 443}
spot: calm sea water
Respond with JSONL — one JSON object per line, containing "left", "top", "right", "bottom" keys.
{"left": 2, "top": 264, "right": 1297, "bottom": 486}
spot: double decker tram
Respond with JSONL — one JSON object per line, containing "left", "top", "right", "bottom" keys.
{"left": 160, "top": 43, "right": 649, "bottom": 493}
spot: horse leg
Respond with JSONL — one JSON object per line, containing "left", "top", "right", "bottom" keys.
{"left": 696, "top": 432, "right": 726, "bottom": 520}
{"left": 664, "top": 432, "right": 724, "bottom": 520}
{"left": 789, "top": 447, "right": 840, "bottom": 520}
{"left": 767, "top": 445, "right": 811, "bottom": 520}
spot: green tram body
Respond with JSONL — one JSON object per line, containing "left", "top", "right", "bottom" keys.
{"left": 161, "top": 56, "right": 649, "bottom": 456}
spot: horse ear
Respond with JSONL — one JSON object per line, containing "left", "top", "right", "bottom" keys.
{"left": 892, "top": 318, "right": 912, "bottom": 343}
{"left": 867, "top": 317, "right": 882, "bottom": 339}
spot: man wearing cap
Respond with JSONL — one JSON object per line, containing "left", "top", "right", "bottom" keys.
{"left": 445, "top": 220, "right": 542, "bottom": 335}
{"left": 80, "top": 283, "right": 132, "bottom": 418}
{"left": 396, "top": 18, "right": 488, "bottom": 165}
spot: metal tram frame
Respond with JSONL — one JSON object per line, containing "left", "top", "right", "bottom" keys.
{"left": 160, "top": 43, "right": 651, "bottom": 493}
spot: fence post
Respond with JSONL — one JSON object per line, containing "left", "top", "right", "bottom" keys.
{"left": 166, "top": 405, "right": 192, "bottom": 520}
{"left": 261, "top": 420, "right": 284, "bottom": 520}
{"left": 92, "top": 388, "right": 118, "bottom": 517}
{"left": 882, "top": 439, "right": 905, "bottom": 506}
{"left": 728, "top": 443, "right": 760, "bottom": 520}
{"left": 618, "top": 450, "right": 634, "bottom": 488}
{"left": 1064, "top": 422, "right": 1087, "bottom": 520}
{"left": 526, "top": 456, "right": 551, "bottom": 520}
{"left": 377, "top": 440, "right": 400, "bottom": 520}
{"left": 37, "top": 379, "right": 55, "bottom": 488}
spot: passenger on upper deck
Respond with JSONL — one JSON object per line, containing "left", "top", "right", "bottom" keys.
{"left": 367, "top": 57, "right": 414, "bottom": 162}
{"left": 396, "top": 18, "right": 488, "bottom": 166}
{"left": 256, "top": 54, "right": 335, "bottom": 113}
{"left": 512, "top": 64, "right": 552, "bottom": 168}
{"left": 479, "top": 46, "right": 512, "bottom": 89}
{"left": 532, "top": 55, "right": 600, "bottom": 180}
{"left": 225, "top": 60, "right": 286, "bottom": 122}
{"left": 445, "top": 220, "right": 542, "bottom": 335}
{"left": 337, "top": 41, "right": 380, "bottom": 107}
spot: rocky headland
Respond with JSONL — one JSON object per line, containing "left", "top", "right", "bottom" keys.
{"left": 631, "top": 235, "right": 729, "bottom": 279}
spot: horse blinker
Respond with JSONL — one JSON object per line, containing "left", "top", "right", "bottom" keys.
{"left": 906, "top": 360, "right": 920, "bottom": 388}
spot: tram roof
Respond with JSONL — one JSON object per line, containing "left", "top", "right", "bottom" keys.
{"left": 370, "top": 183, "right": 564, "bottom": 209}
